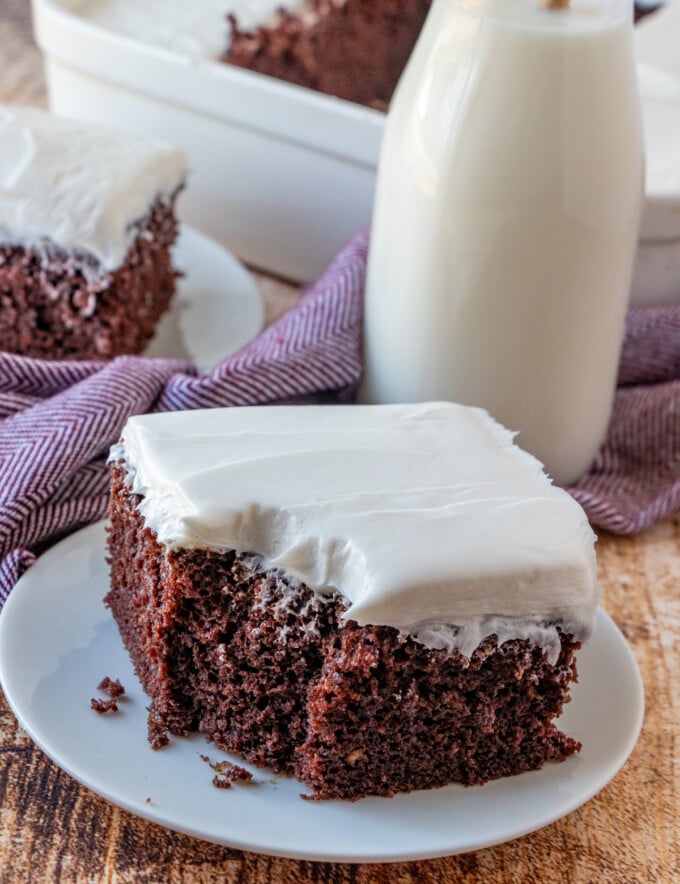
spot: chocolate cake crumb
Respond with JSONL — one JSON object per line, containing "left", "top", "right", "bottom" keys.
{"left": 212, "top": 775, "right": 232, "bottom": 789}
{"left": 91, "top": 697, "right": 119, "bottom": 714}
{"left": 222, "top": 763, "right": 252, "bottom": 783}
{"left": 147, "top": 703, "right": 170, "bottom": 750}
{"left": 97, "top": 677, "right": 125, "bottom": 699}
{"left": 201, "top": 755, "right": 254, "bottom": 784}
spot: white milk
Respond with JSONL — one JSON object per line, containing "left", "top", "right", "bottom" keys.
{"left": 361, "top": 0, "right": 643, "bottom": 485}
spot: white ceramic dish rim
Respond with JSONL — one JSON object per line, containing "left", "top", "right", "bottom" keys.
{"left": 33, "top": 0, "right": 385, "bottom": 169}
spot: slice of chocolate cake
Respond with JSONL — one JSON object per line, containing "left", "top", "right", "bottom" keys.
{"left": 225, "top": 0, "right": 433, "bottom": 109}
{"left": 106, "top": 402, "right": 598, "bottom": 800}
{"left": 0, "top": 105, "right": 186, "bottom": 361}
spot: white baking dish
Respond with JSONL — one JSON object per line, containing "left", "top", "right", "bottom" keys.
{"left": 32, "top": 0, "right": 384, "bottom": 282}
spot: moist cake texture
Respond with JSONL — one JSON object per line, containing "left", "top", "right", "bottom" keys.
{"left": 225, "top": 0, "right": 433, "bottom": 108}
{"left": 0, "top": 105, "right": 186, "bottom": 360}
{"left": 106, "top": 403, "right": 598, "bottom": 800}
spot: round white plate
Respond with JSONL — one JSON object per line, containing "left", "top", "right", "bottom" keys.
{"left": 144, "top": 226, "right": 263, "bottom": 370}
{"left": 0, "top": 522, "right": 644, "bottom": 863}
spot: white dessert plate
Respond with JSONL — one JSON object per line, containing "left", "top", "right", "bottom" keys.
{"left": 144, "top": 226, "right": 263, "bottom": 370}
{"left": 0, "top": 522, "right": 644, "bottom": 863}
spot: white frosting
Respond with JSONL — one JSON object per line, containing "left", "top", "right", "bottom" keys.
{"left": 112, "top": 403, "right": 598, "bottom": 661}
{"left": 78, "top": 0, "right": 303, "bottom": 57}
{"left": 0, "top": 105, "right": 187, "bottom": 270}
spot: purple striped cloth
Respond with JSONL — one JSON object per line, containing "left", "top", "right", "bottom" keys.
{"left": 0, "top": 228, "right": 678, "bottom": 604}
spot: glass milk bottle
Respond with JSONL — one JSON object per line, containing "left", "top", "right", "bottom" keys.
{"left": 361, "top": 0, "right": 643, "bottom": 485}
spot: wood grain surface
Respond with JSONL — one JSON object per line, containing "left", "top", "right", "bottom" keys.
{"left": 0, "top": 2, "right": 678, "bottom": 880}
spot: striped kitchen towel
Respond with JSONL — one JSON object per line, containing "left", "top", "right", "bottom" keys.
{"left": 0, "top": 228, "right": 678, "bottom": 603}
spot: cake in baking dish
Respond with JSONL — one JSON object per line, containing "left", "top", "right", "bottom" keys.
{"left": 225, "top": 0, "right": 433, "bottom": 108}
{"left": 0, "top": 105, "right": 186, "bottom": 361}
{"left": 106, "top": 402, "right": 598, "bottom": 800}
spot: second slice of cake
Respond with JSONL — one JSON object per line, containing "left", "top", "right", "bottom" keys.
{"left": 107, "top": 402, "right": 598, "bottom": 800}
{"left": 0, "top": 105, "right": 187, "bottom": 360}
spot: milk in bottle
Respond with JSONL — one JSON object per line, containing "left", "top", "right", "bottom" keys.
{"left": 361, "top": 0, "right": 643, "bottom": 485}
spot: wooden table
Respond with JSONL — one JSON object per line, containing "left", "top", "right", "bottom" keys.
{"left": 0, "top": 2, "right": 678, "bottom": 880}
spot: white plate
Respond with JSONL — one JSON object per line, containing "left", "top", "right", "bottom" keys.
{"left": 0, "top": 522, "right": 644, "bottom": 863}
{"left": 144, "top": 226, "right": 263, "bottom": 370}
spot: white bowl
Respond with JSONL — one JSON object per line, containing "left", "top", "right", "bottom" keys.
{"left": 32, "top": 0, "right": 384, "bottom": 283}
